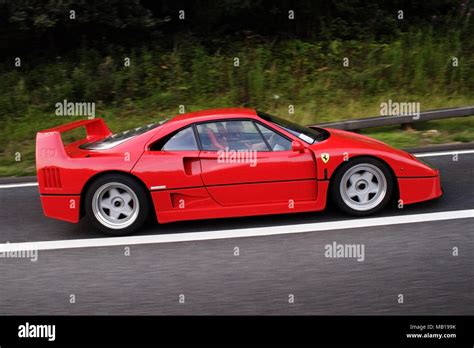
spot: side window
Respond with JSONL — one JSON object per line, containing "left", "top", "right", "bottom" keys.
{"left": 161, "top": 127, "right": 198, "bottom": 151}
{"left": 255, "top": 123, "right": 292, "bottom": 151}
{"left": 197, "top": 120, "right": 270, "bottom": 151}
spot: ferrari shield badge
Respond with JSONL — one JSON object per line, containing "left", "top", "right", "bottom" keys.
{"left": 321, "top": 153, "right": 330, "bottom": 164}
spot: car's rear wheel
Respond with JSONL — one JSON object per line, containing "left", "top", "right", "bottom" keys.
{"left": 331, "top": 157, "right": 393, "bottom": 216}
{"left": 85, "top": 174, "right": 149, "bottom": 236}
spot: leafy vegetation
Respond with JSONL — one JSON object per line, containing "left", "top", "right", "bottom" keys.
{"left": 0, "top": 1, "right": 473, "bottom": 176}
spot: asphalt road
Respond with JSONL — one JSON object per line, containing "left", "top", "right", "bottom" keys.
{"left": 0, "top": 151, "right": 472, "bottom": 315}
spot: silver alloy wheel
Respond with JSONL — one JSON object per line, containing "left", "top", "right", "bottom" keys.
{"left": 92, "top": 182, "right": 140, "bottom": 229}
{"left": 339, "top": 163, "right": 387, "bottom": 211}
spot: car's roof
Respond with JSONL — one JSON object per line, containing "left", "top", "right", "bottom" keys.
{"left": 170, "top": 108, "right": 257, "bottom": 123}
{"left": 147, "top": 108, "right": 260, "bottom": 142}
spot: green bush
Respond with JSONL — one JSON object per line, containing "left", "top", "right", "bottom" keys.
{"left": 0, "top": 28, "right": 473, "bottom": 176}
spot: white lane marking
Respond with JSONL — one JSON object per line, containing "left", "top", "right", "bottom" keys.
{"left": 414, "top": 149, "right": 474, "bottom": 158}
{"left": 0, "top": 182, "right": 38, "bottom": 189}
{"left": 0, "top": 149, "right": 472, "bottom": 190}
{"left": 0, "top": 210, "right": 472, "bottom": 252}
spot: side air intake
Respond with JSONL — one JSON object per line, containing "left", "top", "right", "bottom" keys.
{"left": 42, "top": 167, "right": 62, "bottom": 189}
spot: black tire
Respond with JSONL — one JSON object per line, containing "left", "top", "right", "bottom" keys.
{"left": 84, "top": 173, "right": 149, "bottom": 236}
{"left": 331, "top": 157, "right": 394, "bottom": 216}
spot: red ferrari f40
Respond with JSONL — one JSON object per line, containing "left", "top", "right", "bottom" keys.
{"left": 36, "top": 108, "right": 442, "bottom": 235}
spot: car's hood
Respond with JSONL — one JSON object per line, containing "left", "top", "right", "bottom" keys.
{"left": 320, "top": 128, "right": 413, "bottom": 159}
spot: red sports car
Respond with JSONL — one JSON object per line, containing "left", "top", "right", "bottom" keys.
{"left": 36, "top": 108, "right": 442, "bottom": 235}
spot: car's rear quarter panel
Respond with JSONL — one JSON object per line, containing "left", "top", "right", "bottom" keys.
{"left": 36, "top": 125, "right": 159, "bottom": 222}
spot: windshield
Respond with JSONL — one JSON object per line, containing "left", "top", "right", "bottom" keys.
{"left": 80, "top": 119, "right": 168, "bottom": 150}
{"left": 257, "top": 111, "right": 328, "bottom": 144}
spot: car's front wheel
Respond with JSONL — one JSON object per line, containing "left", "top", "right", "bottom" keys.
{"left": 84, "top": 174, "right": 149, "bottom": 236}
{"left": 331, "top": 157, "right": 393, "bottom": 216}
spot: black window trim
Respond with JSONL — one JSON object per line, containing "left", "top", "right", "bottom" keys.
{"left": 192, "top": 123, "right": 203, "bottom": 151}
{"left": 252, "top": 121, "right": 272, "bottom": 151}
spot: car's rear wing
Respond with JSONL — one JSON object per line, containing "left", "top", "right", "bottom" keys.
{"left": 36, "top": 118, "right": 112, "bottom": 163}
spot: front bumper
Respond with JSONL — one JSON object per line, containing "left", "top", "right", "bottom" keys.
{"left": 397, "top": 173, "right": 442, "bottom": 205}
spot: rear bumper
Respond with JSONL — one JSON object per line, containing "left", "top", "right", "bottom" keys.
{"left": 397, "top": 174, "right": 442, "bottom": 205}
{"left": 40, "top": 195, "right": 80, "bottom": 223}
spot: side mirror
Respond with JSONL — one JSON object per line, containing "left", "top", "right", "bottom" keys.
{"left": 291, "top": 140, "right": 305, "bottom": 153}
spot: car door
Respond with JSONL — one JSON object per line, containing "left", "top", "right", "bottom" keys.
{"left": 196, "top": 119, "right": 317, "bottom": 206}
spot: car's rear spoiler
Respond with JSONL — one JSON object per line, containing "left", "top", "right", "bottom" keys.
{"left": 36, "top": 118, "right": 112, "bottom": 162}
